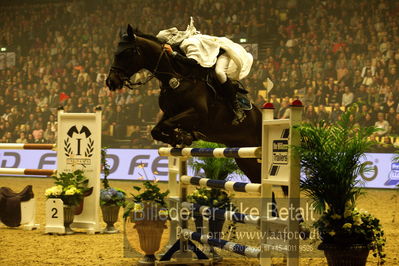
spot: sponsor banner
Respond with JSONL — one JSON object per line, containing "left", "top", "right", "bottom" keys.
{"left": 358, "top": 153, "right": 399, "bottom": 188}
{"left": 0, "top": 149, "right": 398, "bottom": 189}
{"left": 0, "top": 150, "right": 57, "bottom": 169}
{"left": 105, "top": 149, "right": 170, "bottom": 181}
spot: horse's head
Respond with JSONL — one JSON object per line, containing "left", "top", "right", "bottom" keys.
{"left": 106, "top": 24, "right": 145, "bottom": 91}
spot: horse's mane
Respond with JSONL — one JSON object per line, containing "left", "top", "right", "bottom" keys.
{"left": 133, "top": 28, "right": 164, "bottom": 45}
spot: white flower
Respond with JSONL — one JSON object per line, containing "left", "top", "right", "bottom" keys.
{"left": 45, "top": 185, "right": 63, "bottom": 197}
{"left": 65, "top": 189, "right": 75, "bottom": 195}
{"left": 65, "top": 186, "right": 79, "bottom": 195}
{"left": 159, "top": 209, "right": 168, "bottom": 216}
{"left": 44, "top": 188, "right": 53, "bottom": 197}
{"left": 344, "top": 209, "right": 352, "bottom": 218}
{"left": 133, "top": 203, "right": 143, "bottom": 211}
{"left": 353, "top": 215, "right": 363, "bottom": 226}
{"left": 331, "top": 214, "right": 341, "bottom": 220}
{"left": 342, "top": 223, "right": 352, "bottom": 229}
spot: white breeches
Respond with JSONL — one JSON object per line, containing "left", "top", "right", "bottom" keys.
{"left": 215, "top": 54, "right": 230, "bottom": 84}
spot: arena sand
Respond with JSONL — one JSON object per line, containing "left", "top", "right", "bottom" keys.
{"left": 0, "top": 177, "right": 398, "bottom": 266}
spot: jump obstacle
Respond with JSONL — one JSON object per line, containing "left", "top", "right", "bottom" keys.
{"left": 0, "top": 144, "right": 56, "bottom": 176}
{"left": 0, "top": 108, "right": 102, "bottom": 234}
{"left": 157, "top": 100, "right": 303, "bottom": 266}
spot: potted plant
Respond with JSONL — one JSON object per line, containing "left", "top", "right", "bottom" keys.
{"left": 100, "top": 148, "right": 126, "bottom": 233}
{"left": 124, "top": 164, "right": 169, "bottom": 266}
{"left": 45, "top": 170, "right": 90, "bottom": 234}
{"left": 292, "top": 106, "right": 386, "bottom": 265}
{"left": 187, "top": 187, "right": 236, "bottom": 237}
{"left": 187, "top": 140, "right": 240, "bottom": 261}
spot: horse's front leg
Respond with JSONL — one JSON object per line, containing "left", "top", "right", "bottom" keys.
{"left": 151, "top": 113, "right": 173, "bottom": 144}
{"left": 152, "top": 108, "right": 202, "bottom": 147}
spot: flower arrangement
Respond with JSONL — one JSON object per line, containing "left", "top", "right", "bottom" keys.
{"left": 187, "top": 187, "right": 232, "bottom": 209}
{"left": 187, "top": 187, "right": 237, "bottom": 241}
{"left": 122, "top": 165, "right": 169, "bottom": 264}
{"left": 316, "top": 207, "right": 386, "bottom": 263}
{"left": 123, "top": 163, "right": 169, "bottom": 220}
{"left": 100, "top": 187, "right": 126, "bottom": 207}
{"left": 100, "top": 148, "right": 126, "bottom": 207}
{"left": 45, "top": 170, "right": 90, "bottom": 206}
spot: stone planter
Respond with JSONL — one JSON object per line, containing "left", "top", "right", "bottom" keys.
{"left": 130, "top": 203, "right": 167, "bottom": 266}
{"left": 134, "top": 220, "right": 167, "bottom": 265}
{"left": 74, "top": 187, "right": 93, "bottom": 215}
{"left": 319, "top": 243, "right": 369, "bottom": 266}
{"left": 63, "top": 205, "right": 75, "bottom": 235}
{"left": 101, "top": 205, "right": 120, "bottom": 233}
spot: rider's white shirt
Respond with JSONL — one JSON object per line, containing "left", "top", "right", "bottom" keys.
{"left": 179, "top": 34, "right": 253, "bottom": 81}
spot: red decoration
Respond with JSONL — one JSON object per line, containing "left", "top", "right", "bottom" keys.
{"left": 291, "top": 100, "right": 303, "bottom": 107}
{"left": 59, "top": 92, "right": 70, "bottom": 102}
{"left": 261, "top": 102, "right": 274, "bottom": 109}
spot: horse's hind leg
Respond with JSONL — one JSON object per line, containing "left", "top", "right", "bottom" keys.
{"left": 234, "top": 158, "right": 261, "bottom": 183}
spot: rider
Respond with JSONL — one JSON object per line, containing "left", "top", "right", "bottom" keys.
{"left": 156, "top": 18, "right": 253, "bottom": 125}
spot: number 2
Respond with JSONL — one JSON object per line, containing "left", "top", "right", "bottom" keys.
{"left": 51, "top": 208, "right": 58, "bottom": 218}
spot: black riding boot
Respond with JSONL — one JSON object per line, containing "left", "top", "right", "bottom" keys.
{"left": 221, "top": 79, "right": 245, "bottom": 125}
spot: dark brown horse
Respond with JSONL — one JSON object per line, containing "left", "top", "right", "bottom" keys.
{"left": 106, "top": 26, "right": 309, "bottom": 233}
{"left": 106, "top": 25, "right": 262, "bottom": 182}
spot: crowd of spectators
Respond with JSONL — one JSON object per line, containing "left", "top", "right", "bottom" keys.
{"left": 0, "top": 0, "right": 398, "bottom": 151}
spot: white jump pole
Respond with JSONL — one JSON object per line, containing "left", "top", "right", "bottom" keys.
{"left": 0, "top": 143, "right": 56, "bottom": 150}
{"left": 0, "top": 168, "right": 56, "bottom": 176}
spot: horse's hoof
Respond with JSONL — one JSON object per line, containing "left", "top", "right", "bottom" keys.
{"left": 184, "top": 140, "right": 193, "bottom": 146}
{"left": 169, "top": 140, "right": 178, "bottom": 147}
{"left": 182, "top": 135, "right": 193, "bottom": 146}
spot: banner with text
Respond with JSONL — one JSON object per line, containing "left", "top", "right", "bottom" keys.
{"left": 0, "top": 149, "right": 398, "bottom": 189}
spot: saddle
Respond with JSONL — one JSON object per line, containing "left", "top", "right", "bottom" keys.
{"left": 0, "top": 185, "right": 34, "bottom": 227}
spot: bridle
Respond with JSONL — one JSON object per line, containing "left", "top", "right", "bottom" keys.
{"left": 109, "top": 65, "right": 155, "bottom": 89}
{"left": 109, "top": 43, "right": 180, "bottom": 90}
